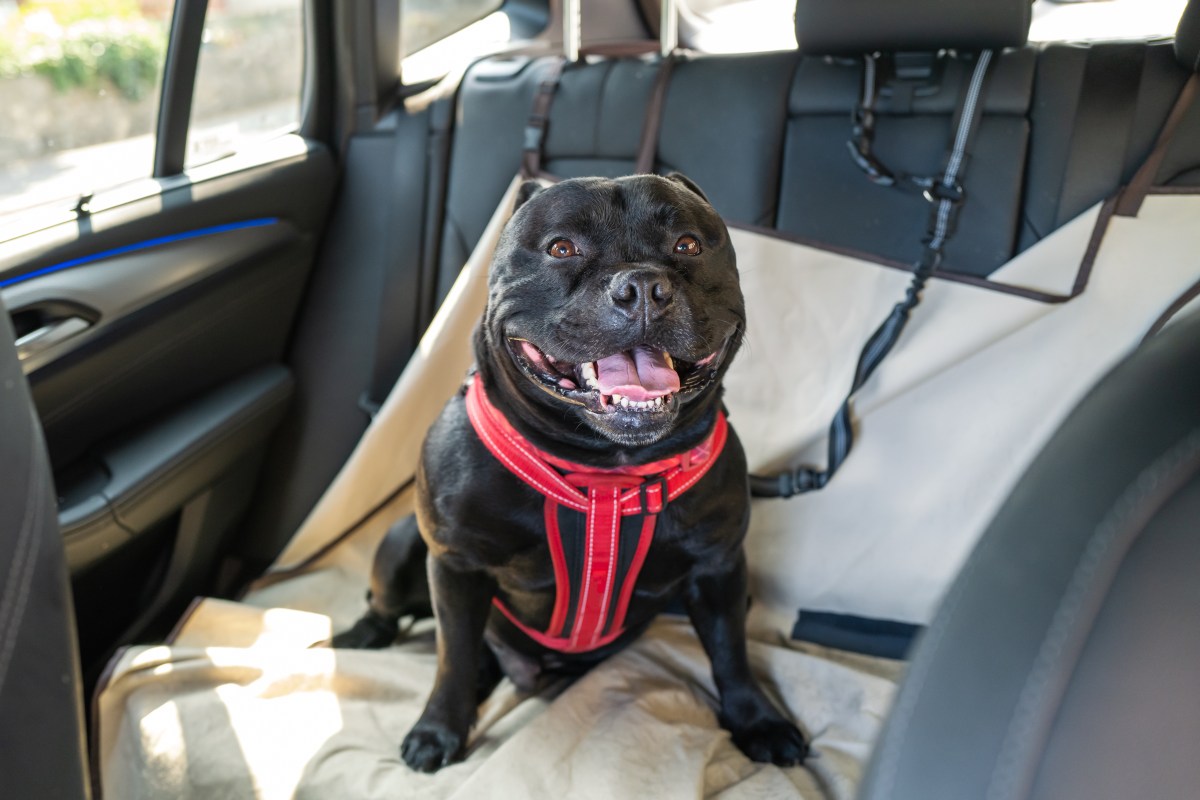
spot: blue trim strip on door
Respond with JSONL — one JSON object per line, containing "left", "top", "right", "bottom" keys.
{"left": 0, "top": 218, "right": 280, "bottom": 289}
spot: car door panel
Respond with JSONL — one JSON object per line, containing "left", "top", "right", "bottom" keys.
{"left": 0, "top": 138, "right": 336, "bottom": 673}
{"left": 59, "top": 364, "right": 293, "bottom": 574}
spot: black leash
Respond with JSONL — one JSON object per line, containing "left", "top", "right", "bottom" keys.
{"left": 751, "top": 50, "right": 995, "bottom": 498}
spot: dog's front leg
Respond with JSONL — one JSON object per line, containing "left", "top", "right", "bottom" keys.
{"left": 685, "top": 551, "right": 809, "bottom": 766}
{"left": 401, "top": 553, "right": 495, "bottom": 772}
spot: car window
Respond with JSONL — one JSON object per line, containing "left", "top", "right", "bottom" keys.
{"left": 400, "top": 0, "right": 507, "bottom": 86}
{"left": 403, "top": 0, "right": 502, "bottom": 60}
{"left": 0, "top": 0, "right": 171, "bottom": 223}
{"left": 1027, "top": 0, "right": 1188, "bottom": 42}
{"left": 185, "top": 0, "right": 305, "bottom": 169}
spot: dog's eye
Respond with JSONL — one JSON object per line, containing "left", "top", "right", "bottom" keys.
{"left": 674, "top": 235, "right": 701, "bottom": 256}
{"left": 548, "top": 238, "right": 579, "bottom": 258}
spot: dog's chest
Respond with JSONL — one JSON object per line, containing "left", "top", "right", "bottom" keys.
{"left": 490, "top": 504, "right": 695, "bottom": 630}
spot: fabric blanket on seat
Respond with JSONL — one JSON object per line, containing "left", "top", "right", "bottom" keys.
{"left": 98, "top": 593, "right": 898, "bottom": 800}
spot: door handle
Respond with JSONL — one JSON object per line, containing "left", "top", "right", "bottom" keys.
{"left": 14, "top": 316, "right": 91, "bottom": 362}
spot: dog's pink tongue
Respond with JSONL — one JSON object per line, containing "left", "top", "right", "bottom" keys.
{"left": 595, "top": 346, "right": 680, "bottom": 401}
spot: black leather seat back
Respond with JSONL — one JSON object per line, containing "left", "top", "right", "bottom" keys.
{"left": 860, "top": 16, "right": 1200, "bottom": 795}
{"left": 0, "top": 298, "right": 90, "bottom": 798}
{"left": 859, "top": 306, "right": 1200, "bottom": 800}
{"left": 777, "top": 50, "right": 1035, "bottom": 276}
{"left": 436, "top": 49, "right": 798, "bottom": 305}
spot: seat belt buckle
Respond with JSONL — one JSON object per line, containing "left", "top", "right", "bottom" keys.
{"left": 523, "top": 117, "right": 547, "bottom": 152}
{"left": 638, "top": 476, "right": 669, "bottom": 514}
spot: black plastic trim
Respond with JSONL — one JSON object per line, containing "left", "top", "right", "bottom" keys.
{"left": 154, "top": 0, "right": 210, "bottom": 177}
{"left": 61, "top": 365, "right": 294, "bottom": 574}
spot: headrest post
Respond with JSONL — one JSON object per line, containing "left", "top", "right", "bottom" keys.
{"left": 660, "top": 0, "right": 678, "bottom": 57}
{"left": 563, "top": 0, "right": 581, "bottom": 62}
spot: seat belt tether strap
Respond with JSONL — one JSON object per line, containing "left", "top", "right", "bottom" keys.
{"left": 752, "top": 50, "right": 995, "bottom": 498}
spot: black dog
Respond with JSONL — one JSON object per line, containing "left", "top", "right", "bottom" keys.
{"left": 335, "top": 174, "right": 808, "bottom": 772}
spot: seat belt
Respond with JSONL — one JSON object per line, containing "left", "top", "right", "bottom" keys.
{"left": 635, "top": 52, "right": 678, "bottom": 174}
{"left": 751, "top": 50, "right": 995, "bottom": 498}
{"left": 524, "top": 48, "right": 678, "bottom": 180}
{"left": 360, "top": 107, "right": 439, "bottom": 418}
{"left": 521, "top": 57, "right": 568, "bottom": 179}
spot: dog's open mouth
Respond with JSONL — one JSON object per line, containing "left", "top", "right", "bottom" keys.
{"left": 506, "top": 337, "right": 726, "bottom": 414}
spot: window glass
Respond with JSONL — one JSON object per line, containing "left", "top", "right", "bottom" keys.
{"left": 400, "top": 8, "right": 511, "bottom": 86}
{"left": 1028, "top": 0, "right": 1187, "bottom": 42}
{"left": 680, "top": 0, "right": 797, "bottom": 54}
{"left": 0, "top": 0, "right": 170, "bottom": 222}
{"left": 185, "top": 0, "right": 304, "bottom": 169}
{"left": 402, "top": 0, "right": 503, "bottom": 62}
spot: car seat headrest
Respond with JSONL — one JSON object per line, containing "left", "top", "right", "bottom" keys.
{"left": 794, "top": 0, "right": 1032, "bottom": 56}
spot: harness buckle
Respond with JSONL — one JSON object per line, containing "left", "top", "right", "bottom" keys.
{"left": 639, "top": 476, "right": 669, "bottom": 514}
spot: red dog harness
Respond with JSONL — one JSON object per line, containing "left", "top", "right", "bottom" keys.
{"left": 466, "top": 375, "right": 727, "bottom": 653}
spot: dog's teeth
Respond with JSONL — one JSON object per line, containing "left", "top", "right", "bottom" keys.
{"left": 581, "top": 362, "right": 596, "bottom": 379}
{"left": 664, "top": 353, "right": 674, "bottom": 370}
{"left": 653, "top": 397, "right": 662, "bottom": 407}
{"left": 620, "top": 396, "right": 630, "bottom": 407}
{"left": 585, "top": 377, "right": 598, "bottom": 389}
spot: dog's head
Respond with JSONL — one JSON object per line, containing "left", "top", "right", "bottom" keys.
{"left": 479, "top": 174, "right": 744, "bottom": 450}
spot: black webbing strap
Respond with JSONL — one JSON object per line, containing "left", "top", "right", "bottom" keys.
{"left": 750, "top": 50, "right": 995, "bottom": 498}
{"left": 521, "top": 57, "right": 568, "bottom": 178}
{"left": 846, "top": 54, "right": 898, "bottom": 186}
{"left": 635, "top": 52, "right": 678, "bottom": 174}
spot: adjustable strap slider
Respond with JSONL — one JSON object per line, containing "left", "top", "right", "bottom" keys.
{"left": 638, "top": 475, "right": 669, "bottom": 514}
{"left": 921, "top": 179, "right": 965, "bottom": 205}
{"left": 523, "top": 117, "right": 547, "bottom": 152}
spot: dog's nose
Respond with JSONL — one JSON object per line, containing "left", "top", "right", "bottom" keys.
{"left": 610, "top": 270, "right": 674, "bottom": 319}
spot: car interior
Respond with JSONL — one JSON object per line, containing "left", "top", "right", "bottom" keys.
{"left": 1, "top": 0, "right": 1198, "bottom": 797}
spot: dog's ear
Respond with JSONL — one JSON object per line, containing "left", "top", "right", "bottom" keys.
{"left": 665, "top": 172, "right": 709, "bottom": 203}
{"left": 515, "top": 180, "right": 545, "bottom": 211}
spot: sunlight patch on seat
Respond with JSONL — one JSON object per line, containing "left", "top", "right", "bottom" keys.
{"left": 211, "top": 648, "right": 344, "bottom": 800}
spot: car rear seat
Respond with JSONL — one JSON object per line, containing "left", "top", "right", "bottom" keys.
{"left": 776, "top": 47, "right": 1034, "bottom": 276}
{"left": 436, "top": 50, "right": 799, "bottom": 303}
{"left": 1021, "top": 38, "right": 1200, "bottom": 251}
{"left": 433, "top": 0, "right": 1200, "bottom": 299}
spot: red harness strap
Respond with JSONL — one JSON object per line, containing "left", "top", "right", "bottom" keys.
{"left": 465, "top": 375, "right": 727, "bottom": 653}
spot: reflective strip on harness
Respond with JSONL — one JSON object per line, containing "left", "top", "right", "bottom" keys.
{"left": 465, "top": 374, "right": 726, "bottom": 653}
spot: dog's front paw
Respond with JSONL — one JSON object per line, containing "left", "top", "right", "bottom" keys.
{"left": 401, "top": 723, "right": 465, "bottom": 773}
{"left": 726, "top": 715, "right": 809, "bottom": 767}
{"left": 330, "top": 611, "right": 398, "bottom": 649}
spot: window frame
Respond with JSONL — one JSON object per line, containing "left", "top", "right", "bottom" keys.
{"left": 155, "top": 0, "right": 208, "bottom": 178}
{"left": 0, "top": 0, "right": 316, "bottom": 244}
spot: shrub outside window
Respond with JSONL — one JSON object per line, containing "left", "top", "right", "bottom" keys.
{"left": 0, "top": 0, "right": 171, "bottom": 222}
